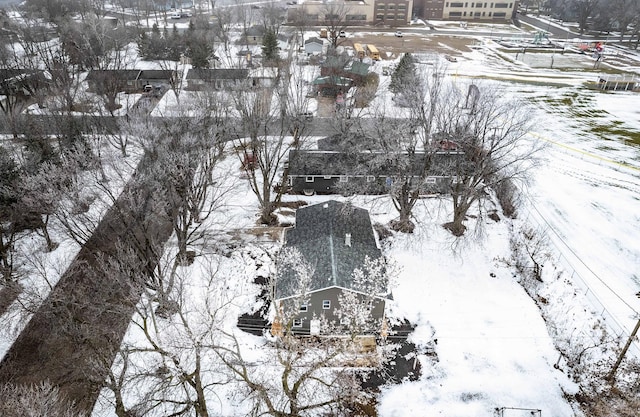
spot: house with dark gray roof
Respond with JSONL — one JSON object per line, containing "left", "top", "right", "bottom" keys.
{"left": 286, "top": 148, "right": 464, "bottom": 196}
{"left": 185, "top": 68, "right": 250, "bottom": 90}
{"left": 85, "top": 69, "right": 175, "bottom": 93}
{"left": 274, "top": 200, "right": 389, "bottom": 336}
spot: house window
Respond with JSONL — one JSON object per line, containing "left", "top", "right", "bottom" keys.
{"left": 449, "top": 11, "right": 462, "bottom": 16}
{"left": 450, "top": 2, "right": 463, "bottom": 6}
{"left": 305, "top": 176, "right": 314, "bottom": 182}
{"left": 376, "top": 14, "right": 384, "bottom": 20}
{"left": 293, "top": 319, "right": 302, "bottom": 327}
{"left": 322, "top": 300, "right": 331, "bottom": 309}
{"left": 300, "top": 304, "right": 308, "bottom": 312}
{"left": 494, "top": 11, "right": 506, "bottom": 17}
{"left": 339, "top": 176, "right": 348, "bottom": 182}
{"left": 386, "top": 14, "right": 395, "bottom": 19}
{"left": 495, "top": 2, "right": 508, "bottom": 7}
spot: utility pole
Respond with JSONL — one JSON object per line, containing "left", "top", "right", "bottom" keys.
{"left": 606, "top": 292, "right": 640, "bottom": 383}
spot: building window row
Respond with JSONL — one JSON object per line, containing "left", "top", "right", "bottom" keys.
{"left": 446, "top": 1, "right": 513, "bottom": 7}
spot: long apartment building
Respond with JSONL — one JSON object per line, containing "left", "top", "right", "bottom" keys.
{"left": 289, "top": 0, "right": 516, "bottom": 25}
{"left": 289, "top": 0, "right": 413, "bottom": 27}
{"left": 413, "top": 0, "right": 517, "bottom": 21}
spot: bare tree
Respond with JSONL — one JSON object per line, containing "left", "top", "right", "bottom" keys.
{"left": 0, "top": 382, "right": 83, "bottom": 417}
{"left": 434, "top": 84, "right": 541, "bottom": 236}
{"left": 0, "top": 40, "right": 48, "bottom": 139}
{"left": 610, "top": 0, "right": 640, "bottom": 39}
{"left": 322, "top": 2, "right": 352, "bottom": 49}
{"left": 215, "top": 247, "right": 381, "bottom": 417}
{"left": 93, "top": 241, "right": 266, "bottom": 417}
{"left": 233, "top": 71, "right": 312, "bottom": 225}
{"left": 342, "top": 60, "right": 448, "bottom": 233}
{"left": 572, "top": 0, "right": 602, "bottom": 34}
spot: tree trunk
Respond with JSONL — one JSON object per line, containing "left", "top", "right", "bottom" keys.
{"left": 445, "top": 195, "right": 472, "bottom": 236}
{"left": 42, "top": 215, "right": 58, "bottom": 252}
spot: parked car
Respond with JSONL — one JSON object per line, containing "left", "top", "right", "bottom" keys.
{"left": 170, "top": 12, "right": 181, "bottom": 19}
{"left": 445, "top": 55, "right": 458, "bottom": 62}
{"left": 395, "top": 31, "right": 403, "bottom": 37}
{"left": 339, "top": 31, "right": 346, "bottom": 38}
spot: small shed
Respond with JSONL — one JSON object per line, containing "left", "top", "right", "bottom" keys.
{"left": 304, "top": 37, "right": 324, "bottom": 55}
{"left": 245, "top": 25, "right": 266, "bottom": 45}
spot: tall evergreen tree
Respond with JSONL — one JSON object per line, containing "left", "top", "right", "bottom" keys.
{"left": 390, "top": 53, "right": 417, "bottom": 94}
{"left": 261, "top": 29, "right": 279, "bottom": 63}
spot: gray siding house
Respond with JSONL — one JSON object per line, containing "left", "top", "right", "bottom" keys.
{"left": 286, "top": 149, "right": 464, "bottom": 196}
{"left": 185, "top": 68, "right": 250, "bottom": 90}
{"left": 273, "top": 200, "right": 390, "bottom": 336}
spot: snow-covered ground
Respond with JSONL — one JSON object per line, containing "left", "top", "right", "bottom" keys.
{"left": 2, "top": 17, "right": 640, "bottom": 416}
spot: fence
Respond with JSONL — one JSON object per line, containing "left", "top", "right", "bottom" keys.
{"left": 521, "top": 201, "right": 640, "bottom": 358}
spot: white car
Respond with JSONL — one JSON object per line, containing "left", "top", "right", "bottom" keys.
{"left": 339, "top": 31, "right": 346, "bottom": 38}
{"left": 170, "top": 12, "right": 181, "bottom": 19}
{"left": 395, "top": 31, "right": 403, "bottom": 37}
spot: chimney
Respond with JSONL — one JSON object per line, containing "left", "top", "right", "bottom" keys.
{"left": 345, "top": 233, "right": 351, "bottom": 247}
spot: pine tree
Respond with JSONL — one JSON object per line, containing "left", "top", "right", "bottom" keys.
{"left": 261, "top": 29, "right": 279, "bottom": 63}
{"left": 390, "top": 53, "right": 417, "bottom": 94}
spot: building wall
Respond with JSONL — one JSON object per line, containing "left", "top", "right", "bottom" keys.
{"left": 289, "top": 174, "right": 454, "bottom": 195}
{"left": 280, "top": 287, "right": 386, "bottom": 335}
{"left": 413, "top": 0, "right": 444, "bottom": 19}
{"left": 289, "top": 0, "right": 377, "bottom": 26}
{"left": 442, "top": 0, "right": 516, "bottom": 21}
{"left": 373, "top": 0, "right": 413, "bottom": 26}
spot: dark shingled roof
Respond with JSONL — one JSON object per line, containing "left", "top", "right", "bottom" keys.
{"left": 185, "top": 68, "right": 249, "bottom": 80}
{"left": 276, "top": 200, "right": 383, "bottom": 299}
{"left": 85, "top": 69, "right": 141, "bottom": 81}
